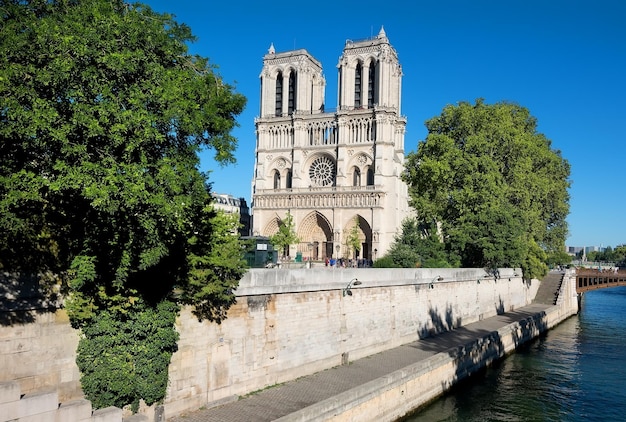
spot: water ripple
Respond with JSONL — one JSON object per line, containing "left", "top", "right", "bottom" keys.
{"left": 403, "top": 287, "right": 626, "bottom": 422}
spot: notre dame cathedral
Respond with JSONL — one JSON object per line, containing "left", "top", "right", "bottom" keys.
{"left": 251, "top": 27, "right": 411, "bottom": 261}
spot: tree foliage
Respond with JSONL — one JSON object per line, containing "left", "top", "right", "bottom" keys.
{"left": 403, "top": 99, "right": 570, "bottom": 279}
{"left": 586, "top": 245, "right": 626, "bottom": 266}
{"left": 76, "top": 299, "right": 179, "bottom": 413}
{"left": 181, "top": 207, "right": 246, "bottom": 323}
{"left": 345, "top": 217, "right": 361, "bottom": 259}
{"left": 270, "top": 211, "right": 299, "bottom": 257}
{"left": 0, "top": 0, "right": 246, "bottom": 410}
{"left": 380, "top": 218, "right": 459, "bottom": 268}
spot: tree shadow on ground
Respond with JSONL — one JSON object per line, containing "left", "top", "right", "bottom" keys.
{"left": 411, "top": 300, "right": 550, "bottom": 407}
{"left": 0, "top": 273, "right": 61, "bottom": 325}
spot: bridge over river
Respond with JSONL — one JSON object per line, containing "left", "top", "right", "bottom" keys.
{"left": 576, "top": 268, "right": 626, "bottom": 293}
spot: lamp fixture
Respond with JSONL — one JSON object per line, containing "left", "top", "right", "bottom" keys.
{"left": 429, "top": 275, "right": 443, "bottom": 289}
{"left": 343, "top": 278, "right": 362, "bottom": 297}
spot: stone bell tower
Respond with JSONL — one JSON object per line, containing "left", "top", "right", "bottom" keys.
{"left": 252, "top": 27, "right": 410, "bottom": 262}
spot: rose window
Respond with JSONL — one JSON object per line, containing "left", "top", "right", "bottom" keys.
{"left": 309, "top": 156, "right": 335, "bottom": 187}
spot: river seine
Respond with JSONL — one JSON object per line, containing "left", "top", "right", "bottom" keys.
{"left": 402, "top": 286, "right": 626, "bottom": 422}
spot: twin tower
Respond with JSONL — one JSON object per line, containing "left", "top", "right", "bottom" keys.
{"left": 251, "top": 27, "right": 410, "bottom": 261}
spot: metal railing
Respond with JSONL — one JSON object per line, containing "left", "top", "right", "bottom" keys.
{"left": 255, "top": 185, "right": 381, "bottom": 195}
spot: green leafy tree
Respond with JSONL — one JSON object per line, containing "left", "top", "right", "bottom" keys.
{"left": 382, "top": 218, "right": 459, "bottom": 268}
{"left": 270, "top": 211, "right": 299, "bottom": 257}
{"left": 546, "top": 249, "right": 572, "bottom": 268}
{"left": 589, "top": 245, "right": 626, "bottom": 265}
{"left": 346, "top": 217, "right": 361, "bottom": 259}
{"left": 586, "top": 250, "right": 599, "bottom": 262}
{"left": 614, "top": 245, "right": 626, "bottom": 267}
{"left": 403, "top": 99, "right": 570, "bottom": 279}
{"left": 181, "top": 207, "right": 246, "bottom": 323}
{"left": 0, "top": 0, "right": 246, "bottom": 411}
{"left": 602, "top": 246, "right": 616, "bottom": 262}
{"left": 75, "top": 299, "right": 180, "bottom": 412}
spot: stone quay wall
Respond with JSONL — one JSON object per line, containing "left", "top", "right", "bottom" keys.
{"left": 0, "top": 381, "right": 123, "bottom": 422}
{"left": 1, "top": 267, "right": 541, "bottom": 421}
{"left": 163, "top": 267, "right": 536, "bottom": 419}
{"left": 274, "top": 269, "right": 579, "bottom": 422}
{"left": 0, "top": 272, "right": 79, "bottom": 402}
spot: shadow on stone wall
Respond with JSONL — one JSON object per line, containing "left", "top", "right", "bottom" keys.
{"left": 447, "top": 309, "right": 548, "bottom": 401}
{"left": 0, "top": 273, "right": 61, "bottom": 325}
{"left": 416, "top": 304, "right": 463, "bottom": 339}
{"left": 411, "top": 301, "right": 549, "bottom": 407}
{"left": 496, "top": 296, "right": 505, "bottom": 314}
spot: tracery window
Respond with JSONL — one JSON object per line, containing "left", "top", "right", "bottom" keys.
{"left": 353, "top": 168, "right": 361, "bottom": 187}
{"left": 275, "top": 71, "right": 283, "bottom": 116}
{"left": 367, "top": 167, "right": 374, "bottom": 186}
{"left": 368, "top": 64, "right": 375, "bottom": 108}
{"left": 354, "top": 62, "right": 362, "bottom": 108}
{"left": 288, "top": 71, "right": 296, "bottom": 115}
{"left": 309, "top": 156, "right": 335, "bottom": 187}
{"left": 273, "top": 171, "right": 281, "bottom": 189}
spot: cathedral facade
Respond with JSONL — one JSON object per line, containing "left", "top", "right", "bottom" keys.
{"left": 251, "top": 28, "right": 411, "bottom": 261}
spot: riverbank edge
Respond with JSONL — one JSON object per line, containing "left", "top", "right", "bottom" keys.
{"left": 274, "top": 288, "right": 577, "bottom": 421}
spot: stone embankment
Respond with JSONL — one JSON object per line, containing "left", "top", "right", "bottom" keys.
{"left": 170, "top": 270, "right": 578, "bottom": 422}
{"left": 1, "top": 269, "right": 578, "bottom": 421}
{"left": 0, "top": 382, "right": 123, "bottom": 422}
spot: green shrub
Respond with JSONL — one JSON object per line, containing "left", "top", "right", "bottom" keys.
{"left": 373, "top": 255, "right": 399, "bottom": 268}
{"left": 76, "top": 299, "right": 180, "bottom": 412}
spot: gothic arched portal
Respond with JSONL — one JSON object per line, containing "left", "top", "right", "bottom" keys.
{"left": 343, "top": 215, "right": 373, "bottom": 260}
{"left": 262, "top": 218, "right": 280, "bottom": 239}
{"left": 297, "top": 212, "right": 333, "bottom": 260}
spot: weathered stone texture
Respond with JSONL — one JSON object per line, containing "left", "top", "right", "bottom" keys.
{"left": 163, "top": 267, "right": 534, "bottom": 419}
{"left": 0, "top": 309, "right": 81, "bottom": 401}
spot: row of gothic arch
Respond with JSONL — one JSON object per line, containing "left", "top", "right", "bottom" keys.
{"left": 263, "top": 211, "right": 374, "bottom": 260}
{"left": 271, "top": 57, "right": 381, "bottom": 116}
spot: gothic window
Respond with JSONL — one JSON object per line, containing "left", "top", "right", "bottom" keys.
{"left": 353, "top": 167, "right": 361, "bottom": 187}
{"left": 286, "top": 170, "right": 292, "bottom": 189}
{"left": 288, "top": 71, "right": 296, "bottom": 115}
{"left": 354, "top": 62, "right": 362, "bottom": 108}
{"left": 309, "top": 156, "right": 336, "bottom": 187}
{"left": 367, "top": 167, "right": 375, "bottom": 186}
{"left": 273, "top": 171, "right": 281, "bottom": 189}
{"left": 259, "top": 78, "right": 264, "bottom": 115}
{"left": 368, "top": 63, "right": 375, "bottom": 108}
{"left": 275, "top": 71, "right": 283, "bottom": 116}
{"left": 370, "top": 120, "right": 377, "bottom": 142}
{"left": 338, "top": 67, "right": 343, "bottom": 109}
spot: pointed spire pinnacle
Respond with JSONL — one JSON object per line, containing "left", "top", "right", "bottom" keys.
{"left": 268, "top": 43, "right": 275, "bottom": 55}
{"left": 378, "top": 26, "right": 386, "bottom": 39}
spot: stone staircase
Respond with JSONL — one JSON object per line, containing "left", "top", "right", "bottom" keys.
{"left": 533, "top": 271, "right": 564, "bottom": 305}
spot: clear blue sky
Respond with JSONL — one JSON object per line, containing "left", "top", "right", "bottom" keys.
{"left": 143, "top": 0, "right": 625, "bottom": 249}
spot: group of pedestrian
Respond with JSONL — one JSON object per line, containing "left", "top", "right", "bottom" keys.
{"left": 324, "top": 257, "right": 373, "bottom": 268}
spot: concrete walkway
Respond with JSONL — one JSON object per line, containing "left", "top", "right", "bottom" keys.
{"left": 169, "top": 303, "right": 552, "bottom": 422}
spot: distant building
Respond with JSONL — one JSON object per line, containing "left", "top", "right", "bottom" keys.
{"left": 567, "top": 246, "right": 584, "bottom": 256}
{"left": 566, "top": 245, "right": 606, "bottom": 257}
{"left": 211, "top": 193, "right": 251, "bottom": 237}
{"left": 251, "top": 28, "right": 411, "bottom": 261}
